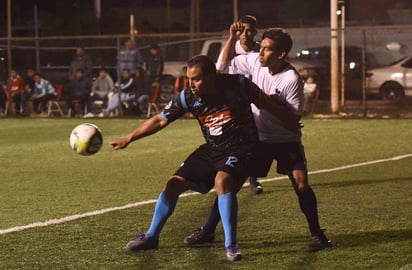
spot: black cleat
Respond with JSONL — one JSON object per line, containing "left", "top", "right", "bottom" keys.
{"left": 309, "top": 229, "right": 333, "bottom": 251}
{"left": 225, "top": 244, "right": 242, "bottom": 262}
{"left": 250, "top": 180, "right": 263, "bottom": 194}
{"left": 184, "top": 228, "right": 215, "bottom": 246}
{"left": 126, "top": 231, "right": 159, "bottom": 252}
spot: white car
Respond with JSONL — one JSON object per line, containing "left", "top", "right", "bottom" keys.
{"left": 366, "top": 56, "right": 412, "bottom": 100}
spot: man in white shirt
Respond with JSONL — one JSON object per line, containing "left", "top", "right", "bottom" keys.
{"left": 185, "top": 25, "right": 332, "bottom": 251}
{"left": 216, "top": 15, "right": 260, "bottom": 75}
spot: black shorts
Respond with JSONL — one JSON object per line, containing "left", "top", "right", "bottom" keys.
{"left": 174, "top": 144, "right": 253, "bottom": 194}
{"left": 248, "top": 142, "right": 307, "bottom": 177}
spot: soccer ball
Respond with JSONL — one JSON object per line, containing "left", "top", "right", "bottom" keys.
{"left": 70, "top": 123, "right": 103, "bottom": 156}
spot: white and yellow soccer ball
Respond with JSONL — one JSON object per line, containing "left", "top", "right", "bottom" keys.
{"left": 70, "top": 123, "right": 103, "bottom": 156}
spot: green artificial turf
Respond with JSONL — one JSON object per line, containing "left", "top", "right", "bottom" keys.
{"left": 0, "top": 118, "right": 411, "bottom": 269}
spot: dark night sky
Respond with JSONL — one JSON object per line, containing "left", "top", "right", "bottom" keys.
{"left": 0, "top": 0, "right": 331, "bottom": 36}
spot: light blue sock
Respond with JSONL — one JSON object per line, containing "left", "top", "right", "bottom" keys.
{"left": 218, "top": 192, "right": 238, "bottom": 247}
{"left": 146, "top": 192, "right": 177, "bottom": 239}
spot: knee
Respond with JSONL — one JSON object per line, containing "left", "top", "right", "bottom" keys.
{"left": 290, "top": 171, "right": 309, "bottom": 193}
{"left": 214, "top": 171, "right": 234, "bottom": 195}
{"left": 163, "top": 176, "right": 190, "bottom": 199}
{"left": 296, "top": 182, "right": 309, "bottom": 193}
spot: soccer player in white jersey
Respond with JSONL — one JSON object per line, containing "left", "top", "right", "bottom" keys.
{"left": 184, "top": 25, "right": 332, "bottom": 250}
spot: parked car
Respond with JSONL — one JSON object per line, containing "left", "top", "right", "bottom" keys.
{"left": 293, "top": 46, "right": 378, "bottom": 100}
{"left": 366, "top": 56, "right": 412, "bottom": 100}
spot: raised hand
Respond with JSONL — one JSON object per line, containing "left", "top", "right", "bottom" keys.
{"left": 229, "top": 22, "right": 245, "bottom": 38}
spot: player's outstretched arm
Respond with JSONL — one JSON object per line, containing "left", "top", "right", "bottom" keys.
{"left": 221, "top": 22, "right": 244, "bottom": 66}
{"left": 110, "top": 114, "right": 168, "bottom": 150}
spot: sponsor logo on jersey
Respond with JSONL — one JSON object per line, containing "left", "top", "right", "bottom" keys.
{"left": 198, "top": 110, "right": 232, "bottom": 136}
{"left": 198, "top": 110, "right": 232, "bottom": 127}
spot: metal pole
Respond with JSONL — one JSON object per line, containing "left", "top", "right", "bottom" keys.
{"left": 34, "top": 4, "right": 40, "bottom": 72}
{"left": 189, "top": 0, "right": 195, "bottom": 56}
{"left": 195, "top": 0, "right": 200, "bottom": 33}
{"left": 94, "top": 0, "right": 101, "bottom": 34}
{"left": 340, "top": 5, "right": 345, "bottom": 108}
{"left": 7, "top": 0, "right": 12, "bottom": 72}
{"left": 233, "top": 0, "right": 239, "bottom": 22}
{"left": 116, "top": 37, "right": 123, "bottom": 116}
{"left": 167, "top": 0, "right": 171, "bottom": 32}
{"left": 94, "top": 0, "right": 101, "bottom": 19}
{"left": 330, "top": 0, "right": 339, "bottom": 113}
{"left": 362, "top": 30, "right": 367, "bottom": 117}
{"left": 130, "top": 14, "right": 134, "bottom": 40}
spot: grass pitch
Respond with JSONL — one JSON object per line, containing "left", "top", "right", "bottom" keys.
{"left": 0, "top": 118, "right": 411, "bottom": 270}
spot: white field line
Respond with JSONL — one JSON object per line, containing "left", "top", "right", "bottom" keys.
{"left": 1, "top": 153, "right": 411, "bottom": 236}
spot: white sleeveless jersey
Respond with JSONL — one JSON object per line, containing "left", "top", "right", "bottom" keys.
{"left": 231, "top": 52, "right": 304, "bottom": 143}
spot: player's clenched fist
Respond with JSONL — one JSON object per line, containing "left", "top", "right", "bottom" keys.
{"left": 229, "top": 22, "right": 245, "bottom": 37}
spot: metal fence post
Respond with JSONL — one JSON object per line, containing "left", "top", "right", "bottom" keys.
{"left": 34, "top": 4, "right": 40, "bottom": 72}
{"left": 362, "top": 29, "right": 367, "bottom": 117}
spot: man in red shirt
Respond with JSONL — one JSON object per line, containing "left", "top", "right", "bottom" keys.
{"left": 5, "top": 69, "right": 25, "bottom": 115}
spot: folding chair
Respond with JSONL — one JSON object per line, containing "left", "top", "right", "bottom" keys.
{"left": 47, "top": 84, "right": 64, "bottom": 117}
{"left": 67, "top": 98, "right": 88, "bottom": 117}
{"left": 147, "top": 83, "right": 161, "bottom": 118}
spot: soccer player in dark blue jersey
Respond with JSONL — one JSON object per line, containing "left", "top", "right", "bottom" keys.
{"left": 110, "top": 55, "right": 297, "bottom": 261}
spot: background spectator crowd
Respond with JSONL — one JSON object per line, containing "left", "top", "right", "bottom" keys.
{"left": 0, "top": 39, "right": 166, "bottom": 118}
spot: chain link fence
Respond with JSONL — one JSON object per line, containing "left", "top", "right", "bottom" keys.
{"left": 0, "top": 25, "right": 411, "bottom": 116}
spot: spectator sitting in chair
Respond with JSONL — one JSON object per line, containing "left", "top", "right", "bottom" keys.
{"left": 104, "top": 69, "right": 134, "bottom": 117}
{"left": 83, "top": 67, "right": 113, "bottom": 118}
{"left": 5, "top": 69, "right": 25, "bottom": 115}
{"left": 21, "top": 67, "right": 37, "bottom": 115}
{"left": 126, "top": 67, "right": 150, "bottom": 114}
{"left": 303, "top": 76, "right": 319, "bottom": 116}
{"left": 65, "top": 69, "right": 92, "bottom": 117}
{"left": 144, "top": 44, "right": 164, "bottom": 85}
{"left": 31, "top": 73, "right": 56, "bottom": 116}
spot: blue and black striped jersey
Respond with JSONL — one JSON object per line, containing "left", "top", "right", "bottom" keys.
{"left": 161, "top": 74, "right": 261, "bottom": 149}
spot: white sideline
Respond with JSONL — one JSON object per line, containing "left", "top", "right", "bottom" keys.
{"left": 1, "top": 153, "right": 411, "bottom": 236}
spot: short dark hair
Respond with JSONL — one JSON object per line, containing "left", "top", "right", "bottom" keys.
{"left": 98, "top": 67, "right": 107, "bottom": 73}
{"left": 261, "top": 28, "right": 293, "bottom": 55}
{"left": 239, "top": 15, "right": 257, "bottom": 28}
{"left": 187, "top": 55, "right": 216, "bottom": 76}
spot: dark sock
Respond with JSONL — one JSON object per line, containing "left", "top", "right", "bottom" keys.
{"left": 297, "top": 186, "right": 321, "bottom": 234}
{"left": 249, "top": 176, "right": 257, "bottom": 185}
{"left": 202, "top": 196, "right": 221, "bottom": 234}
